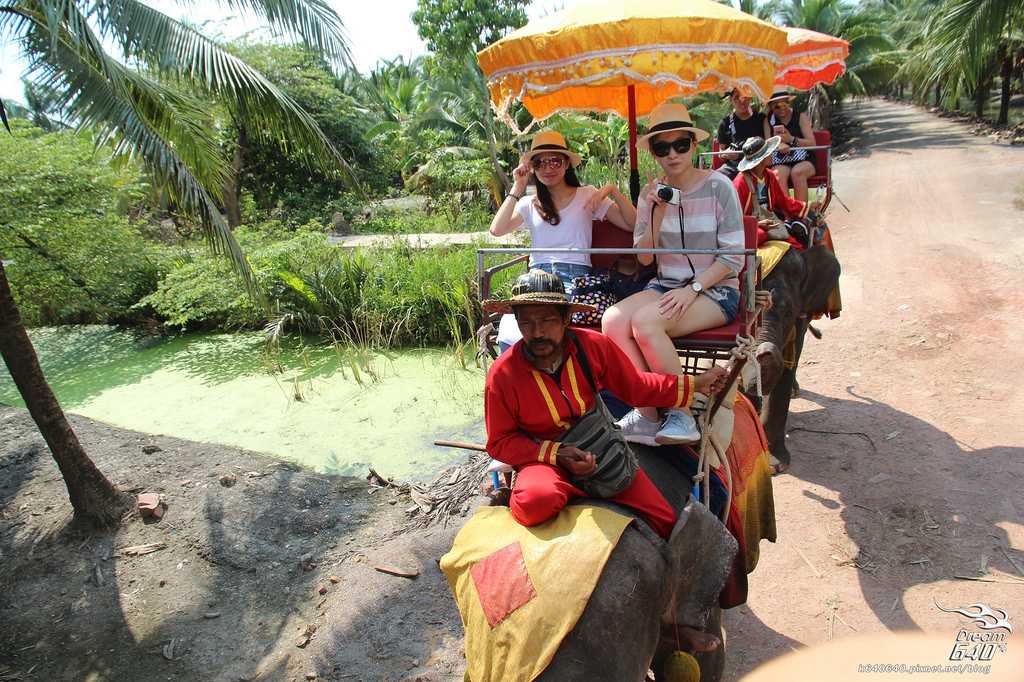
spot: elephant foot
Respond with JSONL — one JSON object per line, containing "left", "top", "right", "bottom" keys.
{"left": 769, "top": 447, "right": 791, "bottom": 475}
{"left": 681, "top": 626, "right": 720, "bottom": 653}
{"left": 659, "top": 624, "right": 720, "bottom": 653}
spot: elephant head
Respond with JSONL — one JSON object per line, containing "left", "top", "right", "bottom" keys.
{"left": 536, "top": 446, "right": 739, "bottom": 682}
{"left": 749, "top": 243, "right": 841, "bottom": 469}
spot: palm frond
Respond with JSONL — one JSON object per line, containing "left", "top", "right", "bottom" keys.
{"left": 89, "top": 0, "right": 357, "bottom": 188}
{"left": 158, "top": 0, "right": 350, "bottom": 64}
{"left": 13, "top": 5, "right": 253, "bottom": 290}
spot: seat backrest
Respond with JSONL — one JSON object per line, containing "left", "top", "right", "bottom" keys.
{"left": 711, "top": 139, "right": 724, "bottom": 170}
{"left": 590, "top": 219, "right": 633, "bottom": 270}
{"left": 811, "top": 130, "right": 831, "bottom": 178}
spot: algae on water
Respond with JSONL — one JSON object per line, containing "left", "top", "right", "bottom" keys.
{"left": 0, "top": 326, "right": 486, "bottom": 480}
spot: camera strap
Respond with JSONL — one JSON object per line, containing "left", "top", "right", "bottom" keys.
{"left": 649, "top": 193, "right": 699, "bottom": 286}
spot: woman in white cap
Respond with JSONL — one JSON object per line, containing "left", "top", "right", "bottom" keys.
{"left": 763, "top": 91, "right": 817, "bottom": 202}
{"left": 602, "top": 101, "right": 745, "bottom": 446}
{"left": 490, "top": 130, "right": 636, "bottom": 350}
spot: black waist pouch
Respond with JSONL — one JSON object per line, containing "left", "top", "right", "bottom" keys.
{"left": 557, "top": 333, "right": 639, "bottom": 498}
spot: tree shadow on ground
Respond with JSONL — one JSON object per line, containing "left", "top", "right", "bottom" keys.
{"left": 783, "top": 387, "right": 1022, "bottom": 627}
{"left": 0, "top": 407, "right": 433, "bottom": 681}
{"left": 715, "top": 386, "right": 1022, "bottom": 680}
{"left": 836, "top": 101, "right": 1000, "bottom": 159}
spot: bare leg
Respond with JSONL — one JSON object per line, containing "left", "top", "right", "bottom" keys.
{"left": 602, "top": 290, "right": 661, "bottom": 370}
{"left": 602, "top": 290, "right": 662, "bottom": 420}
{"left": 630, "top": 295, "right": 728, "bottom": 422}
{"left": 631, "top": 295, "right": 728, "bottom": 375}
{"left": 773, "top": 163, "right": 791, "bottom": 195}
{"left": 791, "top": 160, "right": 815, "bottom": 203}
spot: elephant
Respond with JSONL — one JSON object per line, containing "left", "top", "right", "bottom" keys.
{"left": 749, "top": 241, "right": 841, "bottom": 472}
{"left": 530, "top": 444, "right": 740, "bottom": 682}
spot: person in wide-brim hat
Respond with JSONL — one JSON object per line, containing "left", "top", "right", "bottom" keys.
{"left": 520, "top": 130, "right": 582, "bottom": 168}
{"left": 483, "top": 269, "right": 597, "bottom": 316}
{"left": 737, "top": 135, "right": 782, "bottom": 172}
{"left": 638, "top": 101, "right": 710, "bottom": 148}
{"left": 764, "top": 90, "right": 796, "bottom": 107}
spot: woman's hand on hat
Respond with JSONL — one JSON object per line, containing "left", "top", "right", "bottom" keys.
{"left": 512, "top": 157, "right": 531, "bottom": 192}
{"left": 657, "top": 286, "right": 697, "bottom": 321}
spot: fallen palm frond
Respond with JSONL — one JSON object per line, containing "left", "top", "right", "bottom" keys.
{"left": 368, "top": 452, "right": 491, "bottom": 530}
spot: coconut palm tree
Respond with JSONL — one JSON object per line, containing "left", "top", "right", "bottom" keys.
{"left": 914, "top": 0, "right": 1023, "bottom": 124}
{"left": 0, "top": 0, "right": 352, "bottom": 528}
{"left": 778, "top": 0, "right": 898, "bottom": 97}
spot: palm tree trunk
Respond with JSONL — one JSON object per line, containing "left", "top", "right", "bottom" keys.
{"left": 223, "top": 127, "right": 249, "bottom": 229}
{"left": 934, "top": 82, "right": 942, "bottom": 108}
{"left": 482, "top": 103, "right": 511, "bottom": 194}
{"left": 0, "top": 258, "right": 129, "bottom": 528}
{"left": 974, "top": 77, "right": 989, "bottom": 118}
{"left": 997, "top": 46, "right": 1012, "bottom": 126}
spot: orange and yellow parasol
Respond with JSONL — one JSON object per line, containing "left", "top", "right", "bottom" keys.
{"left": 477, "top": 0, "right": 788, "bottom": 197}
{"left": 775, "top": 27, "right": 849, "bottom": 91}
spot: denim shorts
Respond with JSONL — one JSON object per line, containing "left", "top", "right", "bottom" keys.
{"left": 644, "top": 281, "right": 740, "bottom": 324}
{"left": 531, "top": 261, "right": 592, "bottom": 297}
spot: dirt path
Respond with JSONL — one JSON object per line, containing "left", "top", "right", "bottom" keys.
{"left": 723, "top": 99, "right": 1024, "bottom": 678}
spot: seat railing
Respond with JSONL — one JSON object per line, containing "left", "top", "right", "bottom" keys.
{"left": 476, "top": 246, "right": 758, "bottom": 317}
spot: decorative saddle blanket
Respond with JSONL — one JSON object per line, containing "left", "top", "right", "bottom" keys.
{"left": 440, "top": 506, "right": 632, "bottom": 682}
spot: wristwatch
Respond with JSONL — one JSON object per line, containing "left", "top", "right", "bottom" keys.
{"left": 690, "top": 281, "right": 704, "bottom": 294}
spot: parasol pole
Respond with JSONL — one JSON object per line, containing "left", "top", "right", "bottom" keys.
{"left": 627, "top": 85, "right": 640, "bottom": 204}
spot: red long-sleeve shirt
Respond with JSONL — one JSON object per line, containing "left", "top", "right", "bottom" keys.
{"left": 484, "top": 328, "right": 694, "bottom": 467}
{"left": 733, "top": 168, "right": 809, "bottom": 221}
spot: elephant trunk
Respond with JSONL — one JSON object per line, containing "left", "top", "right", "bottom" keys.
{"left": 755, "top": 312, "right": 791, "bottom": 396}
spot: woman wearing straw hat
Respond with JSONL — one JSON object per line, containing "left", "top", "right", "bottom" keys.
{"left": 489, "top": 130, "right": 636, "bottom": 289}
{"left": 490, "top": 130, "right": 636, "bottom": 350}
{"left": 763, "top": 90, "right": 817, "bottom": 202}
{"left": 602, "top": 101, "right": 745, "bottom": 446}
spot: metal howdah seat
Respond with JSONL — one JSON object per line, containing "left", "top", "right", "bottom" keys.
{"left": 708, "top": 130, "right": 833, "bottom": 211}
{"left": 476, "top": 218, "right": 761, "bottom": 371}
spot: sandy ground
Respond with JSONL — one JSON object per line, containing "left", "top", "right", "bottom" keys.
{"left": 2, "top": 99, "right": 1023, "bottom": 682}
{"left": 723, "top": 99, "right": 1024, "bottom": 679}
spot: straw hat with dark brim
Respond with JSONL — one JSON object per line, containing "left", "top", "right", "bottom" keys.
{"left": 737, "top": 135, "right": 782, "bottom": 172}
{"left": 639, "top": 101, "right": 710, "bottom": 147}
{"left": 521, "top": 130, "right": 582, "bottom": 168}
{"left": 482, "top": 269, "right": 597, "bottom": 316}
{"left": 765, "top": 91, "right": 796, "bottom": 106}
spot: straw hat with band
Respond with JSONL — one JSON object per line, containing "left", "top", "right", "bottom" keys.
{"left": 737, "top": 135, "right": 782, "bottom": 172}
{"left": 639, "top": 102, "right": 710, "bottom": 148}
{"left": 522, "top": 130, "right": 582, "bottom": 168}
{"left": 765, "top": 91, "right": 796, "bottom": 106}
{"left": 483, "top": 270, "right": 597, "bottom": 316}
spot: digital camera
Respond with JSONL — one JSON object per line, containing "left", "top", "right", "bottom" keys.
{"left": 656, "top": 183, "right": 683, "bottom": 205}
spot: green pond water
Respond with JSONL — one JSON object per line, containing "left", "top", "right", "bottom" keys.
{"left": 0, "top": 326, "right": 487, "bottom": 480}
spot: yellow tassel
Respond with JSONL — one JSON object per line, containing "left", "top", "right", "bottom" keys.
{"left": 662, "top": 650, "right": 701, "bottom": 682}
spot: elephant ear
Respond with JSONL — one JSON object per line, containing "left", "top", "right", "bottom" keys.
{"left": 799, "top": 245, "right": 841, "bottom": 315}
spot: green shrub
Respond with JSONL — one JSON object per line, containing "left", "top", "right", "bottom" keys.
{"left": 0, "top": 122, "right": 169, "bottom": 326}
{"left": 141, "top": 224, "right": 523, "bottom": 348}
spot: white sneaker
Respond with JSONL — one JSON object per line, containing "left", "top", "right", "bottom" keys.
{"left": 615, "top": 409, "right": 661, "bottom": 446}
{"left": 655, "top": 409, "right": 701, "bottom": 445}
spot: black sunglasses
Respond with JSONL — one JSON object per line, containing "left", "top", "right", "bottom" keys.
{"left": 650, "top": 137, "right": 693, "bottom": 157}
{"left": 531, "top": 155, "right": 566, "bottom": 169}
